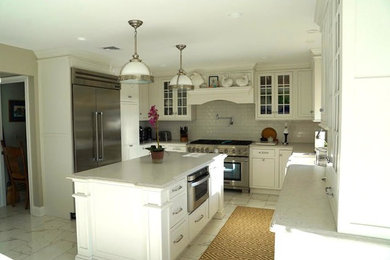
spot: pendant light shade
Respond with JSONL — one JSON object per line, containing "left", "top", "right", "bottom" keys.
{"left": 120, "top": 20, "right": 154, "bottom": 84}
{"left": 169, "top": 44, "right": 193, "bottom": 90}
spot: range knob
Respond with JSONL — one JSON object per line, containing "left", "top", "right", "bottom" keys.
{"left": 224, "top": 149, "right": 228, "bottom": 154}
{"left": 191, "top": 147, "right": 196, "bottom": 152}
{"left": 232, "top": 149, "right": 236, "bottom": 154}
{"left": 187, "top": 147, "right": 191, "bottom": 152}
{"left": 196, "top": 148, "right": 200, "bottom": 152}
{"left": 200, "top": 148, "right": 205, "bottom": 153}
{"left": 205, "top": 148, "right": 210, "bottom": 153}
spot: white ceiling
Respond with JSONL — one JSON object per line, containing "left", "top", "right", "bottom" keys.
{"left": 0, "top": 0, "right": 320, "bottom": 74}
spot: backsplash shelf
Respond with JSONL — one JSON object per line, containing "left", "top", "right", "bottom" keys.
{"left": 188, "top": 86, "right": 254, "bottom": 105}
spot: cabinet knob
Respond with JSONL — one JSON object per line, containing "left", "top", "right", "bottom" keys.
{"left": 310, "top": 110, "right": 314, "bottom": 113}
{"left": 320, "top": 108, "right": 324, "bottom": 112}
{"left": 128, "top": 95, "right": 132, "bottom": 98}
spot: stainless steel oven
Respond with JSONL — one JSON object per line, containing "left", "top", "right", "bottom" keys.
{"left": 224, "top": 156, "right": 249, "bottom": 193}
{"left": 187, "top": 139, "right": 252, "bottom": 193}
{"left": 187, "top": 167, "right": 209, "bottom": 213}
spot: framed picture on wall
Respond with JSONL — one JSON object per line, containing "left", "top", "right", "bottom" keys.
{"left": 208, "top": 76, "right": 219, "bottom": 87}
{"left": 9, "top": 100, "right": 25, "bottom": 122}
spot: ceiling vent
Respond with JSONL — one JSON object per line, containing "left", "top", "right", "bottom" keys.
{"left": 102, "top": 46, "right": 120, "bottom": 50}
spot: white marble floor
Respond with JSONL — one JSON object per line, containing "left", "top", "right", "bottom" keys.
{"left": 0, "top": 191, "right": 278, "bottom": 260}
{"left": 0, "top": 202, "right": 77, "bottom": 260}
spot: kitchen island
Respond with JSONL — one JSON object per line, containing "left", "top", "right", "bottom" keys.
{"left": 69, "top": 153, "right": 226, "bottom": 260}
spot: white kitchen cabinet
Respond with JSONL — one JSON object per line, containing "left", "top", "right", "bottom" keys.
{"left": 121, "top": 102, "right": 139, "bottom": 161}
{"left": 148, "top": 77, "right": 194, "bottom": 121}
{"left": 278, "top": 149, "right": 293, "bottom": 189}
{"left": 315, "top": 0, "right": 390, "bottom": 240}
{"left": 250, "top": 146, "right": 293, "bottom": 192}
{"left": 120, "top": 83, "right": 139, "bottom": 103}
{"left": 189, "top": 199, "right": 209, "bottom": 241}
{"left": 296, "top": 70, "right": 313, "bottom": 120}
{"left": 312, "top": 54, "right": 322, "bottom": 122}
{"left": 139, "top": 84, "right": 149, "bottom": 120}
{"left": 70, "top": 154, "right": 226, "bottom": 260}
{"left": 251, "top": 157, "right": 276, "bottom": 189}
{"left": 208, "top": 160, "right": 224, "bottom": 219}
{"left": 170, "top": 218, "right": 189, "bottom": 260}
{"left": 255, "top": 72, "right": 293, "bottom": 119}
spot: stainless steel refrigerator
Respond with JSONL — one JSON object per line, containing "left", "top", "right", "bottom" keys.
{"left": 71, "top": 68, "right": 121, "bottom": 172}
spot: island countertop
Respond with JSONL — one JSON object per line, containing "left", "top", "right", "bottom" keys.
{"left": 69, "top": 152, "right": 226, "bottom": 189}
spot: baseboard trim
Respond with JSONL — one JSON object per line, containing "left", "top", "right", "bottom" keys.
{"left": 30, "top": 206, "right": 45, "bottom": 216}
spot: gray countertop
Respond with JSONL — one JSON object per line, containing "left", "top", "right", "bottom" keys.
{"left": 70, "top": 153, "right": 225, "bottom": 189}
{"left": 271, "top": 164, "right": 390, "bottom": 244}
{"left": 250, "top": 142, "right": 315, "bottom": 154}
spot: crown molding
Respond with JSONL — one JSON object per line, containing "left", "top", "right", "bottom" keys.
{"left": 254, "top": 62, "right": 311, "bottom": 71}
{"left": 314, "top": 0, "right": 329, "bottom": 29}
{"left": 310, "top": 48, "right": 322, "bottom": 56}
{"left": 34, "top": 48, "right": 113, "bottom": 64}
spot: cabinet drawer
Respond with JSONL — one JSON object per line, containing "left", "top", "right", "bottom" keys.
{"left": 251, "top": 149, "right": 275, "bottom": 158}
{"left": 169, "top": 178, "right": 186, "bottom": 200}
{"left": 189, "top": 200, "right": 208, "bottom": 241}
{"left": 170, "top": 218, "right": 188, "bottom": 260}
{"left": 170, "top": 193, "right": 187, "bottom": 229}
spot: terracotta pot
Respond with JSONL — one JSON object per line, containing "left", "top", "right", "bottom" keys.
{"left": 151, "top": 150, "right": 164, "bottom": 163}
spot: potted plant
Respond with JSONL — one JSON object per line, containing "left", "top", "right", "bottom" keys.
{"left": 147, "top": 105, "right": 164, "bottom": 163}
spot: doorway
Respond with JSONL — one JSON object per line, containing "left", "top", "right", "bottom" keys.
{"left": 0, "top": 76, "right": 32, "bottom": 211}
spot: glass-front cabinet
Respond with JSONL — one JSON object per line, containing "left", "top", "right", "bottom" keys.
{"left": 256, "top": 72, "right": 293, "bottom": 119}
{"left": 161, "top": 81, "right": 193, "bottom": 121}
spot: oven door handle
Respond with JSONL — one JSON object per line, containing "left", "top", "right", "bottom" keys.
{"left": 190, "top": 175, "right": 210, "bottom": 187}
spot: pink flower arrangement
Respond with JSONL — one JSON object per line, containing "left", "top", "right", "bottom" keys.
{"left": 148, "top": 105, "right": 159, "bottom": 127}
{"left": 147, "top": 105, "right": 163, "bottom": 152}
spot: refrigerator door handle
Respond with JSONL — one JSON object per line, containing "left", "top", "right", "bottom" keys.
{"left": 94, "top": 111, "right": 99, "bottom": 161}
{"left": 99, "top": 112, "right": 104, "bottom": 161}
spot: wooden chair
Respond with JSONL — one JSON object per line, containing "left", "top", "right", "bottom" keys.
{"left": 1, "top": 141, "right": 30, "bottom": 209}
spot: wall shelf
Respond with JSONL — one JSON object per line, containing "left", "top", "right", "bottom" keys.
{"left": 188, "top": 86, "right": 254, "bottom": 105}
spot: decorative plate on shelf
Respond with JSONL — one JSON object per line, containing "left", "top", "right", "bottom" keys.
{"left": 190, "top": 72, "right": 205, "bottom": 89}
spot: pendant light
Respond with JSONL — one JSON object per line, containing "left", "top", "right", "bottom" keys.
{"left": 169, "top": 44, "right": 193, "bottom": 90}
{"left": 120, "top": 20, "right": 154, "bottom": 84}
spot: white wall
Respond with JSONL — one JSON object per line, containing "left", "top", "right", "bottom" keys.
{"left": 142, "top": 100, "right": 318, "bottom": 143}
{"left": 0, "top": 43, "right": 42, "bottom": 209}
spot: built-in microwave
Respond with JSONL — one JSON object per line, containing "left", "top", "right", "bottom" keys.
{"left": 187, "top": 167, "right": 209, "bottom": 213}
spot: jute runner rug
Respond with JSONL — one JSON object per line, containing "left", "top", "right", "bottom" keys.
{"left": 200, "top": 206, "right": 275, "bottom": 260}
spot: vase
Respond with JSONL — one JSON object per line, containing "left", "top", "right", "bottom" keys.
{"left": 151, "top": 150, "right": 164, "bottom": 163}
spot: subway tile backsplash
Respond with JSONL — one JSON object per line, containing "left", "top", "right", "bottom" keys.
{"left": 140, "top": 101, "right": 318, "bottom": 143}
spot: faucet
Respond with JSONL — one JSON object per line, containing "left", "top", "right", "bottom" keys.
{"left": 216, "top": 113, "right": 233, "bottom": 126}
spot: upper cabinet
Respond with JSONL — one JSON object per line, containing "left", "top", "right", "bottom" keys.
{"left": 255, "top": 70, "right": 314, "bottom": 120}
{"left": 139, "top": 85, "right": 149, "bottom": 120}
{"left": 120, "top": 83, "right": 139, "bottom": 103}
{"left": 148, "top": 77, "right": 195, "bottom": 121}
{"left": 255, "top": 72, "right": 293, "bottom": 119}
{"left": 296, "top": 70, "right": 313, "bottom": 120}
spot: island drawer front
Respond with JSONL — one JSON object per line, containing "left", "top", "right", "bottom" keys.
{"left": 189, "top": 199, "right": 208, "bottom": 241}
{"left": 251, "top": 149, "right": 275, "bottom": 158}
{"left": 169, "top": 178, "right": 186, "bottom": 199}
{"left": 170, "top": 193, "right": 187, "bottom": 229}
{"left": 170, "top": 218, "right": 189, "bottom": 260}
